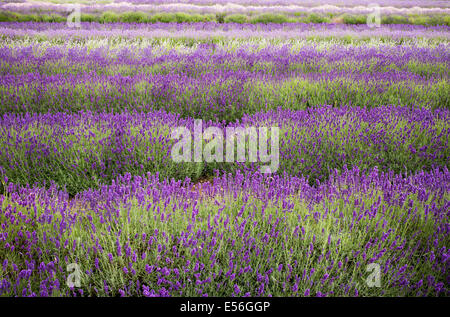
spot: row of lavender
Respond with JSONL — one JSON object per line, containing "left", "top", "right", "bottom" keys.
{"left": 2, "top": 22, "right": 449, "bottom": 41}
{"left": 0, "top": 20, "right": 449, "bottom": 297}
{"left": 112, "top": 0, "right": 450, "bottom": 7}
{"left": 1, "top": 43, "right": 448, "bottom": 121}
{"left": 0, "top": 106, "right": 448, "bottom": 196}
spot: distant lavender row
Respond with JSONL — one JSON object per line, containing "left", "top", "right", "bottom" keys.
{"left": 1, "top": 44, "right": 448, "bottom": 119}
{"left": 1, "top": 22, "right": 449, "bottom": 41}
{"left": 2, "top": 2, "right": 450, "bottom": 15}
{"left": 3, "top": 72, "right": 447, "bottom": 118}
{"left": 113, "top": 0, "right": 450, "bottom": 8}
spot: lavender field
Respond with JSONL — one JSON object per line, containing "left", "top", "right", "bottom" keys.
{"left": 0, "top": 1, "right": 449, "bottom": 298}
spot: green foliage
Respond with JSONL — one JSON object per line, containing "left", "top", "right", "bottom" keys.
{"left": 216, "top": 13, "right": 225, "bottom": 24}
{"left": 0, "top": 11, "right": 20, "bottom": 22}
{"left": 80, "top": 14, "right": 97, "bottom": 23}
{"left": 382, "top": 15, "right": 409, "bottom": 25}
{"left": 121, "top": 11, "right": 150, "bottom": 23}
{"left": 224, "top": 14, "right": 248, "bottom": 24}
{"left": 250, "top": 13, "right": 289, "bottom": 24}
{"left": 149, "top": 13, "right": 176, "bottom": 23}
{"left": 100, "top": 11, "right": 120, "bottom": 23}
{"left": 342, "top": 14, "right": 367, "bottom": 25}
